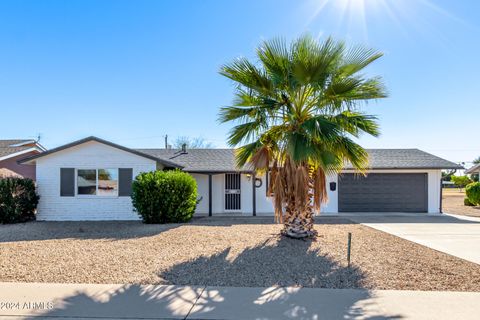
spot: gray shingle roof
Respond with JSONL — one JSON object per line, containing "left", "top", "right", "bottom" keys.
{"left": 137, "top": 148, "right": 462, "bottom": 172}
{"left": 465, "top": 163, "right": 480, "bottom": 174}
{"left": 344, "top": 149, "right": 463, "bottom": 170}
{"left": 136, "top": 149, "right": 252, "bottom": 172}
{"left": 0, "top": 140, "right": 37, "bottom": 158}
{"left": 13, "top": 136, "right": 461, "bottom": 171}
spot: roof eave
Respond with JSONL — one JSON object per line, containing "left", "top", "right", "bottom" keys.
{"left": 342, "top": 166, "right": 464, "bottom": 170}
{"left": 18, "top": 136, "right": 183, "bottom": 169}
{"left": 465, "top": 164, "right": 480, "bottom": 174}
{"left": 0, "top": 148, "right": 41, "bottom": 162}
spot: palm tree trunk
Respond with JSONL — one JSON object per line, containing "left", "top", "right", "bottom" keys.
{"left": 272, "top": 160, "right": 321, "bottom": 239}
{"left": 283, "top": 209, "right": 316, "bottom": 238}
{"left": 283, "top": 177, "right": 317, "bottom": 239}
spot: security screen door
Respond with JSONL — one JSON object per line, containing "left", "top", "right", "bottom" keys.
{"left": 225, "top": 173, "right": 241, "bottom": 211}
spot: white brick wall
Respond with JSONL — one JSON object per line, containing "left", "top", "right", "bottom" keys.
{"left": 36, "top": 141, "right": 157, "bottom": 221}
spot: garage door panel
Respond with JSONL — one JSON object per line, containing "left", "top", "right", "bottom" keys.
{"left": 338, "top": 173, "right": 427, "bottom": 212}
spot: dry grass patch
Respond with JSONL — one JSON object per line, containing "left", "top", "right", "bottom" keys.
{"left": 1, "top": 217, "right": 479, "bottom": 291}
{"left": 443, "top": 188, "right": 480, "bottom": 217}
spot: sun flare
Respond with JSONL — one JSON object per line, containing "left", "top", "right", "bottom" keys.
{"left": 306, "top": 0, "right": 464, "bottom": 42}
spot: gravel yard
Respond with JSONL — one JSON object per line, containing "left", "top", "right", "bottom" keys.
{"left": 1, "top": 217, "right": 480, "bottom": 291}
{"left": 443, "top": 188, "right": 480, "bottom": 217}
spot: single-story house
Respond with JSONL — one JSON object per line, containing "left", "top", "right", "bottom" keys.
{"left": 0, "top": 139, "right": 45, "bottom": 180}
{"left": 465, "top": 163, "right": 480, "bottom": 176}
{"left": 19, "top": 136, "right": 462, "bottom": 221}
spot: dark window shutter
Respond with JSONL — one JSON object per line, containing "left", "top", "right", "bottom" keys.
{"left": 118, "top": 168, "right": 133, "bottom": 197}
{"left": 60, "top": 168, "right": 75, "bottom": 197}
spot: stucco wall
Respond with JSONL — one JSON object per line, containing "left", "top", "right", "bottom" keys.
{"left": 190, "top": 173, "right": 209, "bottom": 214}
{"left": 192, "top": 170, "right": 442, "bottom": 216}
{"left": 36, "top": 141, "right": 157, "bottom": 221}
{"left": 0, "top": 151, "right": 39, "bottom": 180}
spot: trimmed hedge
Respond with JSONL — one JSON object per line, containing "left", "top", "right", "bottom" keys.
{"left": 0, "top": 177, "right": 39, "bottom": 224}
{"left": 466, "top": 182, "right": 480, "bottom": 206}
{"left": 131, "top": 170, "right": 198, "bottom": 223}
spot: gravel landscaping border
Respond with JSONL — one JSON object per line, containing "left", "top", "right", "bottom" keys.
{"left": 1, "top": 217, "right": 479, "bottom": 291}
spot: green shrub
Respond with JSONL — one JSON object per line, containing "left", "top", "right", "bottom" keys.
{"left": 451, "top": 175, "right": 473, "bottom": 189}
{"left": 0, "top": 177, "right": 39, "bottom": 224}
{"left": 464, "top": 197, "right": 475, "bottom": 206}
{"left": 466, "top": 182, "right": 480, "bottom": 206}
{"left": 131, "top": 170, "right": 198, "bottom": 223}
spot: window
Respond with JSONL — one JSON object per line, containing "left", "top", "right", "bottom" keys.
{"left": 98, "top": 169, "right": 118, "bottom": 196}
{"left": 77, "top": 169, "right": 118, "bottom": 196}
{"left": 77, "top": 169, "right": 97, "bottom": 195}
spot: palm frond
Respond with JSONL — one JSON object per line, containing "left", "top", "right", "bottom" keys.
{"left": 291, "top": 36, "right": 344, "bottom": 88}
{"left": 331, "top": 111, "right": 380, "bottom": 137}
{"left": 227, "top": 120, "right": 264, "bottom": 146}
{"left": 321, "top": 76, "right": 387, "bottom": 110}
{"left": 220, "top": 58, "right": 274, "bottom": 96}
{"left": 339, "top": 45, "right": 384, "bottom": 76}
{"left": 234, "top": 140, "right": 263, "bottom": 168}
{"left": 333, "top": 136, "right": 370, "bottom": 172}
{"left": 300, "top": 115, "right": 341, "bottom": 141}
{"left": 257, "top": 37, "right": 291, "bottom": 87}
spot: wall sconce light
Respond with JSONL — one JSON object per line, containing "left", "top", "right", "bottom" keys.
{"left": 330, "top": 182, "right": 337, "bottom": 191}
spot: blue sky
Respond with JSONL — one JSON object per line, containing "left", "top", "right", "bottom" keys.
{"left": 0, "top": 0, "right": 478, "bottom": 166}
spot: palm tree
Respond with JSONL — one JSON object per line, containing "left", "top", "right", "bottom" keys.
{"left": 218, "top": 35, "right": 387, "bottom": 238}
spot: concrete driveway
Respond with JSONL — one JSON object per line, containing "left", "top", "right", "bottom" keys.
{"left": 346, "top": 213, "right": 480, "bottom": 264}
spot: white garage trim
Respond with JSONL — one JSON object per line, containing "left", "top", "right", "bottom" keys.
{"left": 335, "top": 169, "right": 442, "bottom": 214}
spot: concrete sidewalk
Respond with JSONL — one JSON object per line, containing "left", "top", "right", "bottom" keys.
{"left": 0, "top": 282, "right": 479, "bottom": 319}
{"left": 347, "top": 213, "right": 480, "bottom": 264}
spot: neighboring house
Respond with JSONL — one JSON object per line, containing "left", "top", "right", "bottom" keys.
{"left": 465, "top": 163, "right": 480, "bottom": 176}
{"left": 20, "top": 136, "right": 462, "bottom": 221}
{"left": 0, "top": 139, "right": 45, "bottom": 180}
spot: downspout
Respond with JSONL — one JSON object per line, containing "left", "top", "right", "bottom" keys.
{"left": 439, "top": 175, "right": 443, "bottom": 214}
{"left": 252, "top": 172, "right": 257, "bottom": 216}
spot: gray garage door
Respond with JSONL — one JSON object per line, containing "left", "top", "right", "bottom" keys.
{"left": 338, "top": 173, "right": 428, "bottom": 212}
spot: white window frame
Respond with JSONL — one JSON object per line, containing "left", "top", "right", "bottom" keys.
{"left": 75, "top": 168, "right": 119, "bottom": 198}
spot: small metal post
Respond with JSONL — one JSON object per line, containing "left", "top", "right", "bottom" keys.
{"left": 347, "top": 232, "right": 352, "bottom": 267}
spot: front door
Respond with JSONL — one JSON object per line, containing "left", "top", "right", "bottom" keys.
{"left": 225, "top": 173, "right": 241, "bottom": 211}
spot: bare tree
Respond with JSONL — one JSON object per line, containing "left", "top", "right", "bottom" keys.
{"left": 173, "top": 136, "right": 214, "bottom": 149}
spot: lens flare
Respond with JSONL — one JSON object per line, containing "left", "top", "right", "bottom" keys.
{"left": 305, "top": 0, "right": 466, "bottom": 42}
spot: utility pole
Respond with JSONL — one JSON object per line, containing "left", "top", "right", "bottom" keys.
{"left": 164, "top": 135, "right": 168, "bottom": 149}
